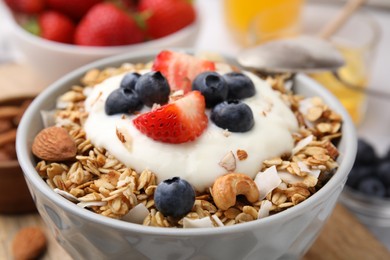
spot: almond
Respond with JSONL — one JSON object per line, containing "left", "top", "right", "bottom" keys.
{"left": 0, "top": 119, "right": 13, "bottom": 133}
{"left": 32, "top": 126, "right": 77, "bottom": 161}
{"left": 12, "top": 227, "right": 47, "bottom": 260}
{"left": 0, "top": 106, "right": 20, "bottom": 120}
{"left": 0, "top": 128, "right": 17, "bottom": 146}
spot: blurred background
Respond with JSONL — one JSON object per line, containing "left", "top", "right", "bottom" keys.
{"left": 1, "top": 0, "right": 390, "bottom": 258}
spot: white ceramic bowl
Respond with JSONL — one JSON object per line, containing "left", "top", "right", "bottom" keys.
{"left": 0, "top": 2, "right": 200, "bottom": 85}
{"left": 16, "top": 50, "right": 357, "bottom": 260}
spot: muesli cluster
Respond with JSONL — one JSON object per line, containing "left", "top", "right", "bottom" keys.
{"left": 32, "top": 51, "right": 342, "bottom": 228}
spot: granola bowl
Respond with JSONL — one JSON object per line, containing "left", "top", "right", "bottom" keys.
{"left": 16, "top": 50, "right": 357, "bottom": 260}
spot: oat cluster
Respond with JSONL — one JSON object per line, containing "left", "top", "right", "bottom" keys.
{"left": 34, "top": 62, "right": 342, "bottom": 228}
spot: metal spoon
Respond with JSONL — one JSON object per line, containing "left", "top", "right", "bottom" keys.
{"left": 238, "top": 0, "right": 367, "bottom": 73}
{"left": 237, "top": 35, "right": 345, "bottom": 74}
{"left": 237, "top": 0, "right": 390, "bottom": 98}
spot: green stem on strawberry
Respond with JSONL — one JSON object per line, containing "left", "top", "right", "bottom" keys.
{"left": 22, "top": 16, "right": 40, "bottom": 36}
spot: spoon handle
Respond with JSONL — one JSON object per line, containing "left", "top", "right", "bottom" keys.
{"left": 319, "top": 0, "right": 368, "bottom": 39}
{"left": 332, "top": 72, "right": 390, "bottom": 99}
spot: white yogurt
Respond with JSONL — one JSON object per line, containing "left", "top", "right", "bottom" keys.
{"left": 83, "top": 71, "right": 298, "bottom": 191}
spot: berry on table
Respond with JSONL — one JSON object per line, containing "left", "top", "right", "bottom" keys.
{"left": 357, "top": 176, "right": 386, "bottom": 198}
{"left": 211, "top": 100, "right": 254, "bottom": 132}
{"left": 192, "top": 72, "right": 228, "bottom": 108}
{"left": 154, "top": 177, "right": 195, "bottom": 218}
{"left": 223, "top": 72, "right": 256, "bottom": 100}
{"left": 133, "top": 91, "right": 208, "bottom": 144}
{"left": 346, "top": 165, "right": 376, "bottom": 189}
{"left": 377, "top": 161, "right": 390, "bottom": 187}
{"left": 105, "top": 88, "right": 143, "bottom": 115}
{"left": 355, "top": 139, "right": 378, "bottom": 166}
{"left": 134, "top": 71, "right": 170, "bottom": 107}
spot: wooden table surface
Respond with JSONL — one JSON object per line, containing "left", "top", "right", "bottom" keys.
{"left": 1, "top": 63, "right": 390, "bottom": 260}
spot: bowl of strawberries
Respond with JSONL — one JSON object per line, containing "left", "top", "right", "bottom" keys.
{"left": 0, "top": 0, "right": 200, "bottom": 84}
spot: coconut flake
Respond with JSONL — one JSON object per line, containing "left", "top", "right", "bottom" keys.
{"left": 278, "top": 171, "right": 304, "bottom": 184}
{"left": 54, "top": 188, "right": 79, "bottom": 202}
{"left": 258, "top": 200, "right": 273, "bottom": 219}
{"left": 297, "top": 161, "right": 321, "bottom": 178}
{"left": 122, "top": 203, "right": 149, "bottom": 224}
{"left": 254, "top": 165, "right": 282, "bottom": 200}
{"left": 298, "top": 98, "right": 316, "bottom": 128}
{"left": 77, "top": 201, "right": 107, "bottom": 208}
{"left": 183, "top": 217, "right": 214, "bottom": 228}
{"left": 83, "top": 86, "right": 93, "bottom": 97}
{"left": 298, "top": 98, "right": 312, "bottom": 115}
{"left": 40, "top": 110, "right": 56, "bottom": 128}
{"left": 219, "top": 151, "right": 236, "bottom": 172}
{"left": 116, "top": 125, "right": 133, "bottom": 151}
{"left": 292, "top": 135, "right": 313, "bottom": 155}
{"left": 211, "top": 215, "right": 224, "bottom": 227}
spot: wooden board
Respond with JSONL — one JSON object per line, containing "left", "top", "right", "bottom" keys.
{"left": 1, "top": 63, "right": 389, "bottom": 259}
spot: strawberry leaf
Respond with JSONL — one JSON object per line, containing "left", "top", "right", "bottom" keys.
{"left": 22, "top": 16, "right": 40, "bottom": 36}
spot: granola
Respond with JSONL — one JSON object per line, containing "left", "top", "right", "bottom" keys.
{"left": 33, "top": 56, "right": 342, "bottom": 228}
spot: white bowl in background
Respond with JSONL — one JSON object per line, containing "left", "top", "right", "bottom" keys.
{"left": 0, "top": 2, "right": 200, "bottom": 85}
{"left": 16, "top": 50, "right": 357, "bottom": 260}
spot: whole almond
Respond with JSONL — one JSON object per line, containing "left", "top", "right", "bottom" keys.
{"left": 12, "top": 227, "right": 47, "bottom": 260}
{"left": 32, "top": 126, "right": 77, "bottom": 161}
{"left": 0, "top": 128, "right": 17, "bottom": 146}
{"left": 0, "top": 106, "right": 20, "bottom": 120}
{"left": 0, "top": 119, "right": 13, "bottom": 133}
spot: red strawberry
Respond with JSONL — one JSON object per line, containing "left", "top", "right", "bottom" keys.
{"left": 152, "top": 50, "right": 216, "bottom": 93}
{"left": 46, "top": 0, "right": 103, "bottom": 20}
{"left": 5, "top": 0, "right": 45, "bottom": 14}
{"left": 138, "top": 0, "right": 196, "bottom": 39}
{"left": 133, "top": 91, "right": 208, "bottom": 144}
{"left": 74, "top": 3, "right": 144, "bottom": 46}
{"left": 34, "top": 11, "right": 75, "bottom": 44}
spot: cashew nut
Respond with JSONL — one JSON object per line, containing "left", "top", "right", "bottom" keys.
{"left": 212, "top": 173, "right": 259, "bottom": 210}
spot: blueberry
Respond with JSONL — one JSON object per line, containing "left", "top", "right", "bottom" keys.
{"left": 211, "top": 100, "right": 254, "bottom": 132}
{"left": 377, "top": 161, "right": 390, "bottom": 186}
{"left": 357, "top": 176, "right": 386, "bottom": 198}
{"left": 355, "top": 139, "right": 378, "bottom": 166}
{"left": 154, "top": 177, "right": 195, "bottom": 218}
{"left": 105, "top": 88, "right": 143, "bottom": 115}
{"left": 383, "top": 147, "right": 390, "bottom": 163}
{"left": 346, "top": 165, "right": 376, "bottom": 189}
{"left": 223, "top": 72, "right": 256, "bottom": 100}
{"left": 135, "top": 71, "right": 170, "bottom": 107}
{"left": 192, "top": 72, "right": 228, "bottom": 108}
{"left": 120, "top": 72, "right": 141, "bottom": 91}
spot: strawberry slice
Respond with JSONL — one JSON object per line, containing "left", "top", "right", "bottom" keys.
{"left": 133, "top": 91, "right": 208, "bottom": 144}
{"left": 152, "top": 50, "right": 216, "bottom": 93}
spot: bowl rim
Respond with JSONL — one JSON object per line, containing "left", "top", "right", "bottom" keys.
{"left": 16, "top": 49, "right": 357, "bottom": 236}
{"left": 0, "top": 1, "right": 200, "bottom": 56}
